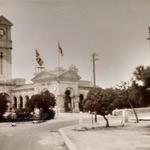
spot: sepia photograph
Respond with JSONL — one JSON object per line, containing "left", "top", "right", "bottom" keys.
{"left": 0, "top": 0, "right": 150, "bottom": 149}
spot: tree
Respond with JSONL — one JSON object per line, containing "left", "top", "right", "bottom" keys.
{"left": 128, "top": 80, "right": 145, "bottom": 107}
{"left": 26, "top": 90, "right": 56, "bottom": 113}
{"left": 83, "top": 87, "right": 116, "bottom": 127}
{"left": 0, "top": 93, "right": 9, "bottom": 119}
{"left": 133, "top": 65, "right": 150, "bottom": 106}
{"left": 133, "top": 65, "right": 150, "bottom": 87}
{"left": 116, "top": 81, "right": 139, "bottom": 123}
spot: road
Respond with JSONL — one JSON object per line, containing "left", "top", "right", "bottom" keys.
{"left": 0, "top": 119, "right": 78, "bottom": 150}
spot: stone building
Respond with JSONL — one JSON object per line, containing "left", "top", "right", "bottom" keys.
{"left": 0, "top": 16, "right": 92, "bottom": 112}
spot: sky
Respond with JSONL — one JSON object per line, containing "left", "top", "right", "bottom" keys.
{"left": 0, "top": 0, "right": 150, "bottom": 88}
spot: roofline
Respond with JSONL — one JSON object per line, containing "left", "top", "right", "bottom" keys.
{"left": 0, "top": 15, "right": 13, "bottom": 26}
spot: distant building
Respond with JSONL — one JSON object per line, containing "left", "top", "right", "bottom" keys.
{"left": 0, "top": 16, "right": 92, "bottom": 112}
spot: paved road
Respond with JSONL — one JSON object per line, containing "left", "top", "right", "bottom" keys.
{"left": 0, "top": 120, "right": 78, "bottom": 150}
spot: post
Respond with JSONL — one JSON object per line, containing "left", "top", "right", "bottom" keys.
{"left": 58, "top": 45, "right": 60, "bottom": 76}
{"left": 121, "top": 109, "right": 128, "bottom": 126}
{"left": 93, "top": 53, "right": 96, "bottom": 87}
{"left": 57, "top": 42, "right": 64, "bottom": 112}
{"left": 91, "top": 52, "right": 99, "bottom": 123}
{"left": 91, "top": 52, "right": 99, "bottom": 87}
{"left": 79, "top": 111, "right": 83, "bottom": 128}
{"left": 147, "top": 27, "right": 150, "bottom": 61}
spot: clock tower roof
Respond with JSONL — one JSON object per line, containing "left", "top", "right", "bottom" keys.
{"left": 0, "top": 16, "right": 13, "bottom": 26}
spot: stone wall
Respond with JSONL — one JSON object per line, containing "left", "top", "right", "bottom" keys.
{"left": 113, "top": 107, "right": 150, "bottom": 116}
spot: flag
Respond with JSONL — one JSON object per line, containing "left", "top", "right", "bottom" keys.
{"left": 35, "top": 49, "right": 44, "bottom": 66}
{"left": 58, "top": 42, "right": 64, "bottom": 56}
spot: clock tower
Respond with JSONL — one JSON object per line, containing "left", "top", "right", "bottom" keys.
{"left": 0, "top": 16, "right": 13, "bottom": 80}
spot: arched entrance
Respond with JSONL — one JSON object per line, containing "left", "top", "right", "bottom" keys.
{"left": 25, "top": 95, "right": 29, "bottom": 108}
{"left": 19, "top": 96, "right": 23, "bottom": 108}
{"left": 64, "top": 89, "right": 72, "bottom": 112}
{"left": 79, "top": 94, "right": 84, "bottom": 111}
{"left": 13, "top": 96, "right": 17, "bottom": 108}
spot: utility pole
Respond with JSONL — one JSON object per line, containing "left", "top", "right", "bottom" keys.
{"left": 90, "top": 52, "right": 99, "bottom": 123}
{"left": 147, "top": 27, "right": 150, "bottom": 61}
{"left": 91, "top": 52, "right": 99, "bottom": 87}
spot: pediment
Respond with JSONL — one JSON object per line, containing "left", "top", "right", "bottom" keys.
{"left": 31, "top": 71, "right": 55, "bottom": 82}
{"left": 59, "top": 70, "right": 81, "bottom": 81}
{"left": 0, "top": 16, "right": 13, "bottom": 26}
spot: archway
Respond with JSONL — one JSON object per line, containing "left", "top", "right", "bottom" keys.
{"left": 13, "top": 96, "right": 17, "bottom": 108}
{"left": 64, "top": 89, "right": 72, "bottom": 112}
{"left": 79, "top": 94, "right": 84, "bottom": 111}
{"left": 25, "top": 95, "right": 29, "bottom": 108}
{"left": 25, "top": 95, "right": 29, "bottom": 100}
{"left": 19, "top": 96, "right": 23, "bottom": 108}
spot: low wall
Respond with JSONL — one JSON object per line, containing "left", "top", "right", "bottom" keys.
{"left": 113, "top": 107, "right": 150, "bottom": 116}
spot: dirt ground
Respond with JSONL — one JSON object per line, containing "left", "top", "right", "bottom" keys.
{"left": 63, "top": 113, "right": 150, "bottom": 150}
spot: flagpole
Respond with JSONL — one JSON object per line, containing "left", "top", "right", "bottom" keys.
{"left": 58, "top": 47, "right": 60, "bottom": 74}
{"left": 57, "top": 42, "right": 61, "bottom": 112}
{"left": 57, "top": 42, "right": 61, "bottom": 79}
{"left": 57, "top": 41, "right": 64, "bottom": 76}
{"left": 57, "top": 41, "right": 64, "bottom": 111}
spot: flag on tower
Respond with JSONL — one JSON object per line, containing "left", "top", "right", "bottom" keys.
{"left": 58, "top": 42, "right": 64, "bottom": 56}
{"left": 35, "top": 49, "right": 44, "bottom": 66}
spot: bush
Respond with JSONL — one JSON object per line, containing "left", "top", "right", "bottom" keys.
{"left": 27, "top": 90, "right": 56, "bottom": 113}
{"left": 0, "top": 93, "right": 9, "bottom": 119}
{"left": 84, "top": 87, "right": 117, "bottom": 127}
{"left": 40, "top": 109, "right": 55, "bottom": 120}
{"left": 15, "top": 108, "right": 31, "bottom": 122}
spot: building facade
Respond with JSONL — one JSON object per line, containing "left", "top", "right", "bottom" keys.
{"left": 0, "top": 16, "right": 92, "bottom": 112}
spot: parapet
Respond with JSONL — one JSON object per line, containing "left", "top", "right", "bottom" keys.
{"left": 11, "top": 78, "right": 26, "bottom": 86}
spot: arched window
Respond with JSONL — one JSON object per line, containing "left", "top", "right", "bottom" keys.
{"left": 19, "top": 96, "right": 23, "bottom": 108}
{"left": 25, "top": 95, "right": 29, "bottom": 101}
{"left": 79, "top": 94, "right": 84, "bottom": 112}
{"left": 13, "top": 96, "right": 17, "bottom": 108}
{"left": 25, "top": 95, "right": 29, "bottom": 108}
